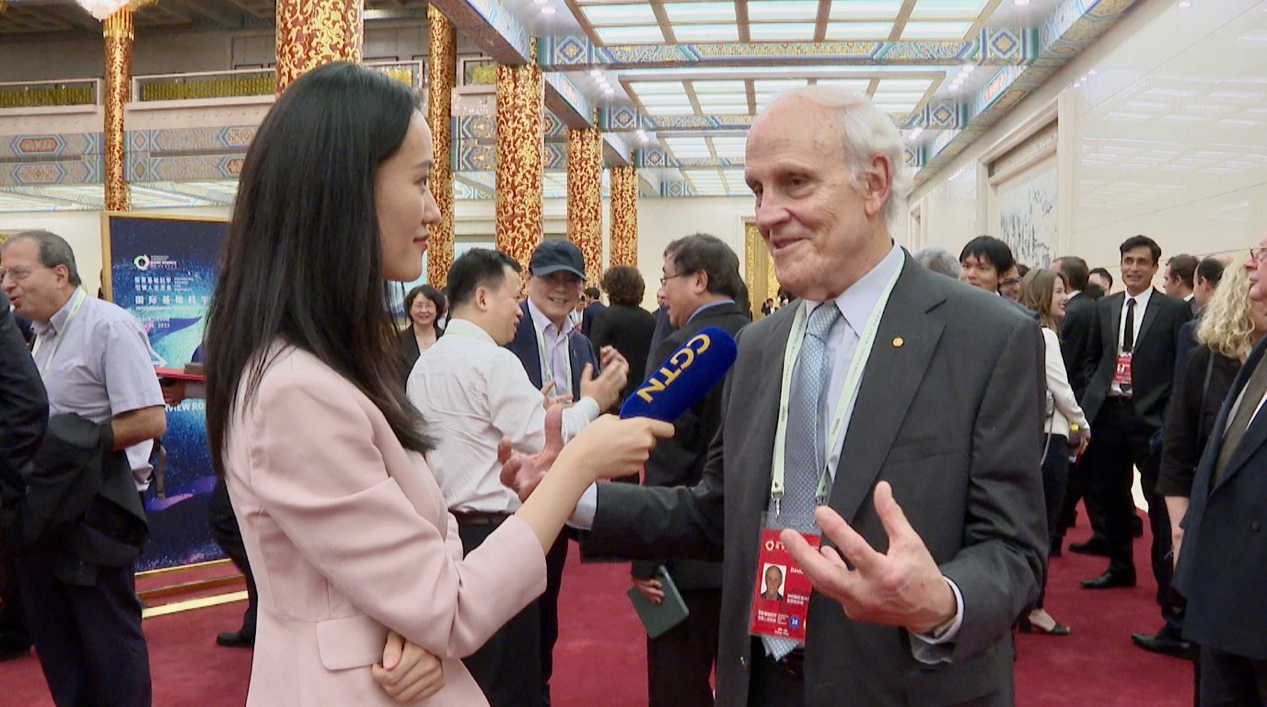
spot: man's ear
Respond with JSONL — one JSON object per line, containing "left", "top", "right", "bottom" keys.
{"left": 861, "top": 153, "right": 893, "bottom": 220}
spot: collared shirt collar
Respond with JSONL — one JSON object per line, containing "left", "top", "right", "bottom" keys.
{"left": 32, "top": 288, "right": 79, "bottom": 338}
{"left": 1125, "top": 287, "right": 1154, "bottom": 310}
{"left": 686, "top": 298, "right": 734, "bottom": 324}
{"left": 804, "top": 241, "right": 904, "bottom": 332}
{"left": 526, "top": 296, "right": 574, "bottom": 340}
{"left": 443, "top": 317, "right": 496, "bottom": 345}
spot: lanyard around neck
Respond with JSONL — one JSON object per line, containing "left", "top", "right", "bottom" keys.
{"left": 769, "top": 263, "right": 903, "bottom": 512}
{"left": 534, "top": 320, "right": 572, "bottom": 395}
{"left": 32, "top": 288, "right": 87, "bottom": 377}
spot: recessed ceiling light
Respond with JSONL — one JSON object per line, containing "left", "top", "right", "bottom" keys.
{"left": 1177, "top": 1, "right": 1191, "bottom": 6}
{"left": 603, "top": 87, "right": 615, "bottom": 95}
{"left": 590, "top": 69, "right": 603, "bottom": 77}
{"left": 533, "top": 0, "right": 548, "bottom": 4}
{"left": 541, "top": 6, "right": 555, "bottom": 14}
{"left": 1014, "top": 0, "right": 1030, "bottom": 5}
{"left": 962, "top": 65, "right": 976, "bottom": 73}
{"left": 1088, "top": 69, "right": 1099, "bottom": 75}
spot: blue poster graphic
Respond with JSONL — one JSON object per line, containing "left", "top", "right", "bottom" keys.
{"left": 107, "top": 215, "right": 227, "bottom": 571}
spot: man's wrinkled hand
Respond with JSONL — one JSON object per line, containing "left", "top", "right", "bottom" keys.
{"left": 780, "top": 482, "right": 956, "bottom": 635}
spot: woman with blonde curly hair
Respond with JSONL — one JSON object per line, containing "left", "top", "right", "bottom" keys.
{"left": 1158, "top": 259, "right": 1267, "bottom": 563}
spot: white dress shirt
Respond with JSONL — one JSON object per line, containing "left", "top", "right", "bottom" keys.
{"left": 528, "top": 298, "right": 577, "bottom": 397}
{"left": 1112, "top": 288, "right": 1153, "bottom": 396}
{"left": 407, "top": 318, "right": 600, "bottom": 513}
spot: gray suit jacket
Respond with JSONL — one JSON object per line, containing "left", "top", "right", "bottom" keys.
{"left": 584, "top": 257, "right": 1047, "bottom": 706}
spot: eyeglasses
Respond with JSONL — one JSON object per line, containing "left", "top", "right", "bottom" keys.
{"left": 1000, "top": 278, "right": 1021, "bottom": 288}
{"left": 1250, "top": 247, "right": 1267, "bottom": 264}
{"left": 659, "top": 272, "right": 688, "bottom": 286}
{"left": 0, "top": 266, "right": 37, "bottom": 282}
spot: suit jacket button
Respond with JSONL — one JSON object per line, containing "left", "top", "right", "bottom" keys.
{"left": 1253, "top": 522, "right": 1262, "bottom": 532}
{"left": 740, "top": 656, "right": 748, "bottom": 672}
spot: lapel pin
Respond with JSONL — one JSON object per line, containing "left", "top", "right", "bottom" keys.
{"left": 892, "top": 337, "right": 904, "bottom": 348}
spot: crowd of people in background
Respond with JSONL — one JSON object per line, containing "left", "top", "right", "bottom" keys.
{"left": 2, "top": 60, "right": 1264, "bottom": 707}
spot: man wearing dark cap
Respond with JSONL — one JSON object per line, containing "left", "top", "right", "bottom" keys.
{"left": 505, "top": 238, "right": 626, "bottom": 706}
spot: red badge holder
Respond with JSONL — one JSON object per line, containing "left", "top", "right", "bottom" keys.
{"left": 749, "top": 527, "right": 819, "bottom": 641}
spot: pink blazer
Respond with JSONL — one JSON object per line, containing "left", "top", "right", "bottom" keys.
{"left": 223, "top": 345, "right": 547, "bottom": 706}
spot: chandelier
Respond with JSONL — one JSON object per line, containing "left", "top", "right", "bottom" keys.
{"left": 74, "top": 0, "right": 154, "bottom": 20}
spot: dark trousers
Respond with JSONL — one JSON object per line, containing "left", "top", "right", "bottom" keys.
{"left": 1037, "top": 435, "right": 1070, "bottom": 609}
{"left": 16, "top": 544, "right": 151, "bottom": 707}
{"left": 540, "top": 532, "right": 569, "bottom": 704}
{"left": 1199, "top": 646, "right": 1267, "bottom": 706}
{"left": 458, "top": 522, "right": 543, "bottom": 707}
{"left": 1085, "top": 399, "right": 1177, "bottom": 619}
{"left": 747, "top": 638, "right": 803, "bottom": 706}
{"left": 208, "top": 477, "right": 256, "bottom": 639}
{"left": 647, "top": 588, "right": 721, "bottom": 707}
{"left": 0, "top": 548, "right": 30, "bottom": 650}
{"left": 1060, "top": 454, "right": 1106, "bottom": 540}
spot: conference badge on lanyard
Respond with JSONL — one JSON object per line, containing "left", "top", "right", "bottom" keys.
{"left": 749, "top": 525, "right": 818, "bottom": 641}
{"left": 1114, "top": 352, "right": 1133, "bottom": 395}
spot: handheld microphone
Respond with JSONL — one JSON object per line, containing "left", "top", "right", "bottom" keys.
{"left": 619, "top": 326, "right": 738, "bottom": 422}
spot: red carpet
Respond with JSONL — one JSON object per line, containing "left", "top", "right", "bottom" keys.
{"left": 1, "top": 510, "right": 1193, "bottom": 705}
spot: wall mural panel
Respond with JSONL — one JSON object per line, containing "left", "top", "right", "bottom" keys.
{"left": 998, "top": 158, "right": 1057, "bottom": 269}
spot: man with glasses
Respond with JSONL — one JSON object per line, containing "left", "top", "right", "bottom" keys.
{"left": 628, "top": 233, "right": 750, "bottom": 707}
{"left": 1, "top": 230, "right": 164, "bottom": 706}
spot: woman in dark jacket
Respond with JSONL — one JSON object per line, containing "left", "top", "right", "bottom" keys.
{"left": 589, "top": 266, "right": 657, "bottom": 404}
{"left": 398, "top": 284, "right": 445, "bottom": 380}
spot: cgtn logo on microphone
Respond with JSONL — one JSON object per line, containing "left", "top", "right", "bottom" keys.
{"left": 635, "top": 332, "right": 712, "bottom": 402}
{"left": 132, "top": 254, "right": 181, "bottom": 271}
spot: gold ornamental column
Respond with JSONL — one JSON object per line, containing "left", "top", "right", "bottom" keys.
{"left": 608, "top": 165, "right": 638, "bottom": 267}
{"left": 495, "top": 46, "right": 543, "bottom": 271}
{"left": 426, "top": 6, "right": 457, "bottom": 287}
{"left": 566, "top": 128, "right": 602, "bottom": 283}
{"left": 102, "top": 7, "right": 133, "bottom": 211}
{"left": 275, "top": 0, "right": 363, "bottom": 94}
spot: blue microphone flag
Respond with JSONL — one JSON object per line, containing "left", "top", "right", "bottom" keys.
{"left": 618, "top": 326, "right": 738, "bottom": 422}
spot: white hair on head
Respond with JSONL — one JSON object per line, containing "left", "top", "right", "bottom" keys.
{"left": 760, "top": 86, "right": 914, "bottom": 231}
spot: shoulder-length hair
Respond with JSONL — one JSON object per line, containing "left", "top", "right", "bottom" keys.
{"left": 204, "top": 61, "right": 432, "bottom": 477}
{"left": 1197, "top": 259, "right": 1255, "bottom": 360}
{"left": 1019, "top": 268, "right": 1066, "bottom": 334}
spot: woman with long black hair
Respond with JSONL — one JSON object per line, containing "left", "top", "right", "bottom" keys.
{"left": 202, "top": 62, "right": 668, "bottom": 706}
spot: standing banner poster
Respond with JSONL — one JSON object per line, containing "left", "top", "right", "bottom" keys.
{"left": 103, "top": 212, "right": 228, "bottom": 571}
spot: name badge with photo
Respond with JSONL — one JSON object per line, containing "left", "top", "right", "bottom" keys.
{"left": 1114, "top": 351, "right": 1133, "bottom": 394}
{"left": 749, "top": 528, "right": 818, "bottom": 641}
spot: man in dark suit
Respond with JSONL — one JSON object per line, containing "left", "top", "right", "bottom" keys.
{"left": 1164, "top": 254, "right": 1200, "bottom": 317}
{"left": 1052, "top": 255, "right": 1104, "bottom": 556}
{"left": 0, "top": 298, "right": 47, "bottom": 662}
{"left": 625, "top": 233, "right": 750, "bottom": 707}
{"left": 572, "top": 88, "right": 1047, "bottom": 706}
{"left": 580, "top": 286, "right": 606, "bottom": 336}
{"left": 505, "top": 238, "right": 619, "bottom": 706}
{"left": 1078, "top": 237, "right": 1192, "bottom": 632}
{"left": 1173, "top": 243, "right": 1267, "bottom": 705}
{"left": 1173, "top": 257, "right": 1228, "bottom": 383}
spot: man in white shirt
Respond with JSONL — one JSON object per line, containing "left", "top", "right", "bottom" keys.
{"left": 407, "top": 247, "right": 626, "bottom": 707}
{"left": 1078, "top": 235, "right": 1192, "bottom": 653}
